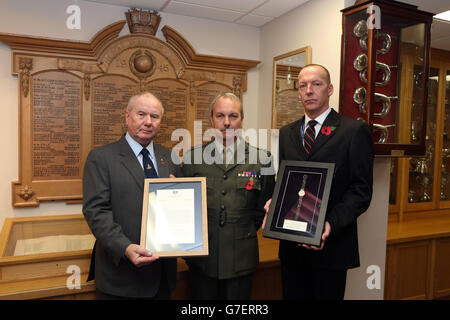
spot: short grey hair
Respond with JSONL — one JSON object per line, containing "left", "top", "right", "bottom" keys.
{"left": 126, "top": 92, "right": 165, "bottom": 116}
{"left": 209, "top": 92, "right": 243, "bottom": 118}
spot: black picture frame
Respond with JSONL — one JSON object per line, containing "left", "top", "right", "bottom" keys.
{"left": 263, "top": 160, "right": 335, "bottom": 246}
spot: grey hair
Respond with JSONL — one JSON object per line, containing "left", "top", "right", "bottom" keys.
{"left": 126, "top": 92, "right": 165, "bottom": 116}
{"left": 209, "top": 92, "right": 243, "bottom": 118}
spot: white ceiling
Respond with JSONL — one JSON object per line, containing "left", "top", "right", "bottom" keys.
{"left": 83, "top": 0, "right": 450, "bottom": 50}
{"left": 405, "top": 0, "right": 450, "bottom": 51}
{"left": 83, "top": 0, "right": 310, "bottom": 27}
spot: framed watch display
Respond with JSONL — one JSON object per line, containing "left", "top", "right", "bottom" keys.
{"left": 339, "top": 0, "right": 434, "bottom": 156}
{"left": 263, "top": 160, "right": 334, "bottom": 246}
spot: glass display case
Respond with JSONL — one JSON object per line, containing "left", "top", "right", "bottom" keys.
{"left": 407, "top": 68, "right": 438, "bottom": 204}
{"left": 340, "top": 0, "right": 433, "bottom": 156}
{"left": 388, "top": 50, "right": 450, "bottom": 216}
{"left": 439, "top": 69, "right": 450, "bottom": 205}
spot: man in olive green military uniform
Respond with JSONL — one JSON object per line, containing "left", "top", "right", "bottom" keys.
{"left": 182, "top": 93, "right": 275, "bottom": 300}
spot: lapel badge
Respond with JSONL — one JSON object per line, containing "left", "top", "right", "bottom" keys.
{"left": 321, "top": 126, "right": 336, "bottom": 136}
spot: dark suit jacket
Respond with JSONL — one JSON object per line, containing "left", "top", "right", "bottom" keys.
{"left": 82, "top": 135, "right": 181, "bottom": 298}
{"left": 278, "top": 109, "right": 374, "bottom": 270}
{"left": 182, "top": 141, "right": 275, "bottom": 279}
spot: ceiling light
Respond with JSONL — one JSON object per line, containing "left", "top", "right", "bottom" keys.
{"left": 435, "top": 10, "right": 450, "bottom": 22}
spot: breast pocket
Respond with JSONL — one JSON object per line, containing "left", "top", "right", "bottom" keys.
{"left": 236, "top": 176, "right": 262, "bottom": 208}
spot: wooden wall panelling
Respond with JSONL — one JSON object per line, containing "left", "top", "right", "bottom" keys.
{"left": 434, "top": 237, "right": 450, "bottom": 298}
{"left": 385, "top": 240, "right": 432, "bottom": 299}
{"left": 0, "top": 14, "right": 259, "bottom": 207}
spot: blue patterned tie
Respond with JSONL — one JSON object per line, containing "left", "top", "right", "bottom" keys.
{"left": 140, "top": 148, "right": 158, "bottom": 178}
{"left": 304, "top": 120, "right": 317, "bottom": 155}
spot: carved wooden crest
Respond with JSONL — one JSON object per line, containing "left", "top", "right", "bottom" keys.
{"left": 0, "top": 13, "right": 259, "bottom": 207}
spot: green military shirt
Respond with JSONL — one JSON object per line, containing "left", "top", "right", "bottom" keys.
{"left": 182, "top": 139, "right": 275, "bottom": 279}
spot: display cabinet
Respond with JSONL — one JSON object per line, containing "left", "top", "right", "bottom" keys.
{"left": 0, "top": 215, "right": 95, "bottom": 299}
{"left": 385, "top": 47, "right": 450, "bottom": 300}
{"left": 340, "top": 0, "right": 433, "bottom": 156}
{"left": 389, "top": 49, "right": 450, "bottom": 217}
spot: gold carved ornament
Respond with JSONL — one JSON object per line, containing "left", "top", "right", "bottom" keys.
{"left": 19, "top": 57, "right": 32, "bottom": 97}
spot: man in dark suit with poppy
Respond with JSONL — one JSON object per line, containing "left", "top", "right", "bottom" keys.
{"left": 264, "top": 64, "right": 374, "bottom": 300}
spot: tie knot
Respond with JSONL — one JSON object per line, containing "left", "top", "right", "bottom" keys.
{"left": 308, "top": 120, "right": 318, "bottom": 128}
{"left": 140, "top": 148, "right": 149, "bottom": 157}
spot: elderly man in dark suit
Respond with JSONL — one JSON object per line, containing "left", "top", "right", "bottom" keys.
{"left": 264, "top": 64, "right": 374, "bottom": 300}
{"left": 83, "top": 92, "right": 181, "bottom": 299}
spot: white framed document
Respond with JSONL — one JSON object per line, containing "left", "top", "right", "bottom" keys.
{"left": 140, "top": 177, "right": 208, "bottom": 257}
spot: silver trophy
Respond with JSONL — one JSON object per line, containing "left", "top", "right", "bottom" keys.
{"left": 353, "top": 20, "right": 392, "bottom": 55}
{"left": 410, "top": 121, "right": 418, "bottom": 142}
{"left": 373, "top": 123, "right": 396, "bottom": 143}
{"left": 440, "top": 148, "right": 450, "bottom": 200}
{"left": 408, "top": 189, "right": 415, "bottom": 203}
{"left": 355, "top": 117, "right": 395, "bottom": 144}
{"left": 440, "top": 163, "right": 448, "bottom": 201}
{"left": 353, "top": 53, "right": 395, "bottom": 87}
{"left": 359, "top": 31, "right": 392, "bottom": 55}
{"left": 353, "top": 20, "right": 368, "bottom": 38}
{"left": 353, "top": 87, "right": 397, "bottom": 117}
{"left": 359, "top": 62, "right": 395, "bottom": 87}
{"left": 418, "top": 174, "right": 431, "bottom": 202}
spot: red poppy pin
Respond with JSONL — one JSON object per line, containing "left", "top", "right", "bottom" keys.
{"left": 321, "top": 126, "right": 335, "bottom": 136}
{"left": 245, "top": 179, "right": 254, "bottom": 191}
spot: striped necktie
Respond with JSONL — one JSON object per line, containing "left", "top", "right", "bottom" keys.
{"left": 140, "top": 148, "right": 158, "bottom": 178}
{"left": 304, "top": 120, "right": 317, "bottom": 155}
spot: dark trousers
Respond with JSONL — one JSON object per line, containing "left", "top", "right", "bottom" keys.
{"left": 189, "top": 265, "right": 253, "bottom": 300}
{"left": 95, "top": 268, "right": 171, "bottom": 300}
{"left": 281, "top": 260, "right": 347, "bottom": 300}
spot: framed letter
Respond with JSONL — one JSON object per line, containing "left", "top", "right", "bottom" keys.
{"left": 140, "top": 177, "right": 208, "bottom": 257}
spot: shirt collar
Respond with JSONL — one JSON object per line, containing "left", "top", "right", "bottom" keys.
{"left": 304, "top": 107, "right": 332, "bottom": 129}
{"left": 214, "top": 136, "right": 244, "bottom": 155}
{"left": 125, "top": 132, "right": 156, "bottom": 160}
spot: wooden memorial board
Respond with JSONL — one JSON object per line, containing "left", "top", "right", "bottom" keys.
{"left": 0, "top": 11, "right": 259, "bottom": 207}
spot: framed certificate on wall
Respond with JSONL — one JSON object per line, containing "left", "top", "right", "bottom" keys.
{"left": 140, "top": 177, "right": 208, "bottom": 257}
{"left": 263, "top": 160, "right": 334, "bottom": 246}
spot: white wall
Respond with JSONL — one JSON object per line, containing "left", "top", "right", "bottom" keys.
{"left": 0, "top": 0, "right": 260, "bottom": 230}
{"left": 345, "top": 159, "right": 390, "bottom": 300}
{"left": 259, "top": 0, "right": 346, "bottom": 129}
